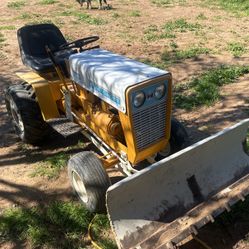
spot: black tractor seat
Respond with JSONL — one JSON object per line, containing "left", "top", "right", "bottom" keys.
{"left": 17, "top": 23, "right": 74, "bottom": 76}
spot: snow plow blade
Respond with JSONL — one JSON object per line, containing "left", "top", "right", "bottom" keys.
{"left": 106, "top": 119, "right": 249, "bottom": 249}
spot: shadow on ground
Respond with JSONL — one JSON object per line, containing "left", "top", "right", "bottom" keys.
{"left": 181, "top": 207, "right": 249, "bottom": 249}
{"left": 0, "top": 177, "right": 75, "bottom": 210}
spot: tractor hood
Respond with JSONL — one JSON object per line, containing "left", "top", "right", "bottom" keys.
{"left": 69, "top": 49, "right": 169, "bottom": 113}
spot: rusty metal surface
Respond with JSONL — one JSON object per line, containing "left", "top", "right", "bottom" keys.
{"left": 106, "top": 119, "right": 249, "bottom": 249}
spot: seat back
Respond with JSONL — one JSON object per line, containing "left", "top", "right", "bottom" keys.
{"left": 17, "top": 24, "right": 67, "bottom": 71}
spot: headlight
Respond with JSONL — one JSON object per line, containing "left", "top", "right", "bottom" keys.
{"left": 154, "top": 84, "right": 165, "bottom": 99}
{"left": 133, "top": 91, "right": 145, "bottom": 108}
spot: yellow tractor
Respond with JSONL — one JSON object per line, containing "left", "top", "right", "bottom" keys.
{"left": 5, "top": 23, "right": 189, "bottom": 211}
{"left": 5, "top": 23, "right": 249, "bottom": 249}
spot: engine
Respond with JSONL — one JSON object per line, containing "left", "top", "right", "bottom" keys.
{"left": 69, "top": 48, "right": 172, "bottom": 163}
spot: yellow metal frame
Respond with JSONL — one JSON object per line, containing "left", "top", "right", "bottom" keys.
{"left": 16, "top": 70, "right": 172, "bottom": 166}
{"left": 72, "top": 108, "right": 128, "bottom": 155}
{"left": 17, "top": 71, "right": 63, "bottom": 120}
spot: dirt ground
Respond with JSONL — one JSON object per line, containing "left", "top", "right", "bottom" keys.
{"left": 0, "top": 0, "right": 249, "bottom": 248}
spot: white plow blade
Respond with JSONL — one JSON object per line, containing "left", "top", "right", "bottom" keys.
{"left": 106, "top": 119, "right": 249, "bottom": 249}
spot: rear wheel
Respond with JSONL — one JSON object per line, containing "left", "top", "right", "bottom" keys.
{"left": 4, "top": 82, "right": 50, "bottom": 144}
{"left": 156, "top": 118, "right": 190, "bottom": 160}
{"left": 68, "top": 151, "right": 111, "bottom": 213}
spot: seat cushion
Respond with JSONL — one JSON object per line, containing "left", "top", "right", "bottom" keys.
{"left": 25, "top": 50, "right": 73, "bottom": 75}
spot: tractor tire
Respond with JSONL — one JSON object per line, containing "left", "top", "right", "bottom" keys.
{"left": 4, "top": 82, "right": 50, "bottom": 144}
{"left": 68, "top": 151, "right": 111, "bottom": 213}
{"left": 156, "top": 118, "right": 190, "bottom": 161}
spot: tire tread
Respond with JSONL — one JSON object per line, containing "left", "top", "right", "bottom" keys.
{"left": 4, "top": 82, "right": 50, "bottom": 144}
{"left": 68, "top": 151, "right": 110, "bottom": 213}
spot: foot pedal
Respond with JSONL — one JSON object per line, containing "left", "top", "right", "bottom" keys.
{"left": 47, "top": 118, "right": 82, "bottom": 137}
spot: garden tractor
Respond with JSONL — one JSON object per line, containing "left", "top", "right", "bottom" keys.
{"left": 4, "top": 23, "right": 249, "bottom": 249}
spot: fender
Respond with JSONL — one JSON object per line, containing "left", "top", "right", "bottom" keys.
{"left": 16, "top": 71, "right": 62, "bottom": 120}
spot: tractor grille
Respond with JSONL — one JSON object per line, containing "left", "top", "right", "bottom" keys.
{"left": 132, "top": 101, "right": 167, "bottom": 151}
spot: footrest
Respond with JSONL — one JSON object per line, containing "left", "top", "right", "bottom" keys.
{"left": 47, "top": 118, "right": 82, "bottom": 137}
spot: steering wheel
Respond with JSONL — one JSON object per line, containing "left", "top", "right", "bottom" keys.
{"left": 59, "top": 36, "right": 99, "bottom": 51}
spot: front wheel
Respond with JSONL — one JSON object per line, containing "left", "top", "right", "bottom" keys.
{"left": 156, "top": 118, "right": 190, "bottom": 161}
{"left": 68, "top": 151, "right": 111, "bottom": 213}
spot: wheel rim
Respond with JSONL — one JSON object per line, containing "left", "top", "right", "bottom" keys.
{"left": 158, "top": 143, "right": 171, "bottom": 157}
{"left": 9, "top": 98, "right": 24, "bottom": 133}
{"left": 72, "top": 171, "right": 88, "bottom": 203}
